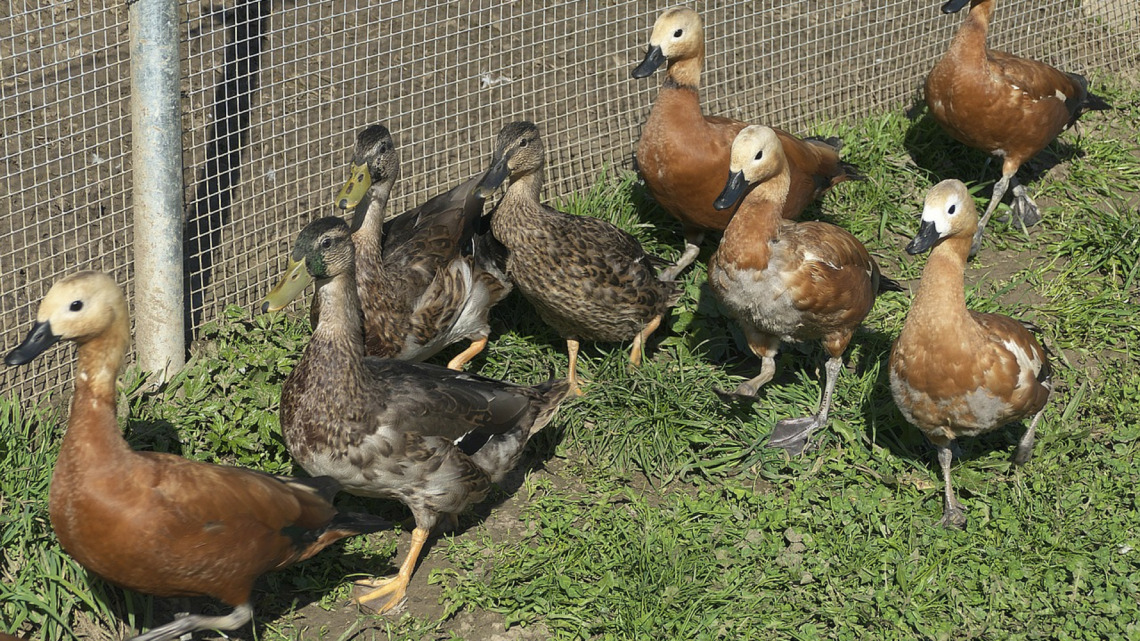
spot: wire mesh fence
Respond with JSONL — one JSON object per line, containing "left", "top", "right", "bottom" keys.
{"left": 2, "top": 0, "right": 1137, "bottom": 400}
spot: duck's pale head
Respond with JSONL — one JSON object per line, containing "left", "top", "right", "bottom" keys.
{"left": 5, "top": 271, "right": 126, "bottom": 366}
{"left": 908, "top": 179, "right": 979, "bottom": 254}
{"left": 632, "top": 6, "right": 704, "bottom": 78}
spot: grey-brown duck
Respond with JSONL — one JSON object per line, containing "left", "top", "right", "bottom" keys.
{"left": 478, "top": 121, "right": 681, "bottom": 396}
{"left": 264, "top": 124, "right": 510, "bottom": 370}
{"left": 270, "top": 216, "right": 569, "bottom": 613}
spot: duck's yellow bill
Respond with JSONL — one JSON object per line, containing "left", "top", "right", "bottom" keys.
{"left": 335, "top": 162, "right": 372, "bottom": 210}
{"left": 261, "top": 257, "right": 312, "bottom": 313}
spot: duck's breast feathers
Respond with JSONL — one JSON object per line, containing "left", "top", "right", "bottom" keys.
{"left": 890, "top": 311, "right": 1050, "bottom": 437}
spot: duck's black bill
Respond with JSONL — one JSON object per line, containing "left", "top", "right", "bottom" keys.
{"left": 940, "top": 0, "right": 971, "bottom": 14}
{"left": 713, "top": 170, "right": 747, "bottom": 211}
{"left": 905, "top": 220, "right": 941, "bottom": 255}
{"left": 631, "top": 45, "right": 665, "bottom": 79}
{"left": 475, "top": 156, "right": 511, "bottom": 199}
{"left": 5, "top": 321, "right": 60, "bottom": 366}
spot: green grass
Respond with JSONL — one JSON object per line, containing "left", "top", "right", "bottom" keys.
{"left": 2, "top": 73, "right": 1138, "bottom": 640}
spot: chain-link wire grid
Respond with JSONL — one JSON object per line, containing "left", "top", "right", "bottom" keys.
{"left": 3, "top": 0, "right": 1138, "bottom": 400}
{"left": 1, "top": 1, "right": 133, "bottom": 399}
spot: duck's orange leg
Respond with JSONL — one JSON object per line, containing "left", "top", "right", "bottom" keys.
{"left": 355, "top": 527, "right": 429, "bottom": 614}
{"left": 447, "top": 337, "right": 488, "bottom": 371}
{"left": 566, "top": 338, "right": 585, "bottom": 397}
{"left": 630, "top": 314, "right": 664, "bottom": 368}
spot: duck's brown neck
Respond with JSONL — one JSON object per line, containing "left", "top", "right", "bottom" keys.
{"left": 61, "top": 315, "right": 133, "bottom": 464}
{"left": 664, "top": 45, "right": 704, "bottom": 90}
{"left": 351, "top": 179, "right": 395, "bottom": 265}
{"left": 717, "top": 171, "right": 790, "bottom": 268}
{"left": 909, "top": 234, "right": 972, "bottom": 329}
{"left": 307, "top": 270, "right": 369, "bottom": 374}
{"left": 949, "top": 0, "right": 993, "bottom": 61}
{"left": 503, "top": 170, "right": 544, "bottom": 207}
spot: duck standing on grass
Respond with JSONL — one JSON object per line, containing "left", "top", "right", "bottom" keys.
{"left": 477, "top": 121, "right": 681, "bottom": 396}
{"left": 708, "top": 126, "right": 902, "bottom": 456}
{"left": 267, "top": 216, "right": 570, "bottom": 613}
{"left": 925, "top": 0, "right": 1110, "bottom": 253}
{"left": 5, "top": 272, "right": 389, "bottom": 641}
{"left": 890, "top": 180, "right": 1052, "bottom": 529}
{"left": 632, "top": 6, "right": 862, "bottom": 280}
{"left": 265, "top": 124, "right": 510, "bottom": 370}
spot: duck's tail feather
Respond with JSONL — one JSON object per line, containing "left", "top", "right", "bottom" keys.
{"left": 877, "top": 273, "right": 905, "bottom": 294}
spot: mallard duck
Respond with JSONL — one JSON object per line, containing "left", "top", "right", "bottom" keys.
{"left": 477, "top": 121, "right": 681, "bottom": 396}
{"left": 926, "top": 0, "right": 1110, "bottom": 253}
{"left": 269, "top": 216, "right": 570, "bottom": 613}
{"left": 890, "top": 180, "right": 1052, "bottom": 528}
{"left": 263, "top": 124, "right": 510, "bottom": 370}
{"left": 632, "top": 6, "right": 862, "bottom": 280}
{"left": 708, "top": 126, "right": 902, "bottom": 455}
{"left": 4, "top": 272, "right": 388, "bottom": 641}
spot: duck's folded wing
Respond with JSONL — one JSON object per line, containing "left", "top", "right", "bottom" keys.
{"left": 364, "top": 358, "right": 540, "bottom": 441}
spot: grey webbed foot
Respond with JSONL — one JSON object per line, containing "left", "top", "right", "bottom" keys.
{"left": 767, "top": 416, "right": 820, "bottom": 456}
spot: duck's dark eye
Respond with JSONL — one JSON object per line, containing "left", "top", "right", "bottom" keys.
{"left": 754, "top": 150, "right": 764, "bottom": 161}
{"left": 948, "top": 204, "right": 957, "bottom": 215}
{"left": 320, "top": 237, "right": 333, "bottom": 249}
{"left": 673, "top": 29, "right": 683, "bottom": 38}
{"left": 519, "top": 139, "right": 529, "bottom": 148}
{"left": 69, "top": 300, "right": 83, "bottom": 312}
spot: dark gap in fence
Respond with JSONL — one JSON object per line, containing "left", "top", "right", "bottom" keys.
{"left": 182, "top": 0, "right": 271, "bottom": 343}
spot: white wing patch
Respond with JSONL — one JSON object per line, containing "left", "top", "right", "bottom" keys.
{"left": 1003, "top": 338, "right": 1043, "bottom": 390}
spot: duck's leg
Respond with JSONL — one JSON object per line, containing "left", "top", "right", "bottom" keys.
{"left": 629, "top": 315, "right": 664, "bottom": 368}
{"left": 716, "top": 329, "right": 779, "bottom": 400}
{"left": 1013, "top": 408, "right": 1043, "bottom": 465}
{"left": 355, "top": 526, "right": 430, "bottom": 613}
{"left": 566, "top": 338, "right": 585, "bottom": 397}
{"left": 769, "top": 356, "right": 843, "bottom": 456}
{"left": 447, "top": 337, "right": 488, "bottom": 371}
{"left": 937, "top": 444, "right": 967, "bottom": 529}
{"left": 660, "top": 227, "right": 704, "bottom": 282}
{"left": 129, "top": 603, "right": 253, "bottom": 641}
{"left": 1008, "top": 180, "right": 1041, "bottom": 229}
{"left": 972, "top": 157, "right": 1023, "bottom": 255}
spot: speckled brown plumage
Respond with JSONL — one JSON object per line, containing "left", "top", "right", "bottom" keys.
{"left": 708, "top": 126, "right": 900, "bottom": 456}
{"left": 276, "top": 217, "right": 569, "bottom": 613}
{"left": 890, "top": 179, "right": 1052, "bottom": 529}
{"left": 272, "top": 124, "right": 510, "bottom": 371}
{"left": 632, "top": 6, "right": 861, "bottom": 279}
{"left": 479, "top": 121, "right": 680, "bottom": 394}
{"left": 4, "top": 272, "right": 387, "bottom": 641}
{"left": 925, "top": 0, "right": 1110, "bottom": 252}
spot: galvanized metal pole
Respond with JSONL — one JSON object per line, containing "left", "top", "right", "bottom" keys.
{"left": 130, "top": 0, "right": 185, "bottom": 382}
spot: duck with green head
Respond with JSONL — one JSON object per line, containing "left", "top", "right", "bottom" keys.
{"left": 267, "top": 215, "right": 569, "bottom": 613}
{"left": 264, "top": 124, "right": 510, "bottom": 370}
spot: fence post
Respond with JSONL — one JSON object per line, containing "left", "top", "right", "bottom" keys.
{"left": 129, "top": 0, "right": 185, "bottom": 382}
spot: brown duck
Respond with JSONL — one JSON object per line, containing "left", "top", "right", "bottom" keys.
{"left": 5, "top": 272, "right": 387, "bottom": 641}
{"left": 890, "top": 180, "right": 1052, "bottom": 528}
{"left": 632, "top": 6, "right": 862, "bottom": 279}
{"left": 708, "top": 126, "right": 902, "bottom": 456}
{"left": 925, "top": 0, "right": 1110, "bottom": 253}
